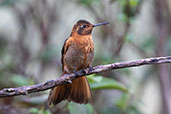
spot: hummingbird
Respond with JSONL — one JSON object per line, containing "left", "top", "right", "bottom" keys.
{"left": 48, "top": 20, "right": 109, "bottom": 105}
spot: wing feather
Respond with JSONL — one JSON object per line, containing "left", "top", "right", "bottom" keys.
{"left": 61, "top": 38, "right": 71, "bottom": 71}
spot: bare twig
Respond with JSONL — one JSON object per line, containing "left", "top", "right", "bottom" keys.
{"left": 0, "top": 56, "right": 171, "bottom": 98}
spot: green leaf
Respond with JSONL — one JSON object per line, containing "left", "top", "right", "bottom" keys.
{"left": 88, "top": 76, "right": 128, "bottom": 92}
{"left": 29, "top": 108, "right": 39, "bottom": 114}
{"left": 87, "top": 74, "right": 102, "bottom": 83}
{"left": 43, "top": 110, "right": 52, "bottom": 114}
{"left": 68, "top": 102, "right": 93, "bottom": 114}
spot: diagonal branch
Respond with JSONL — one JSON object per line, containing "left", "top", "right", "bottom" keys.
{"left": 0, "top": 56, "right": 171, "bottom": 98}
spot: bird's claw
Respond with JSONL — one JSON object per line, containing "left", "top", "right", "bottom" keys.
{"left": 73, "top": 70, "right": 79, "bottom": 76}
{"left": 88, "top": 66, "right": 93, "bottom": 71}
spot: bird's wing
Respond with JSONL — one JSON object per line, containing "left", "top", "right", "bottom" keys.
{"left": 61, "top": 38, "right": 71, "bottom": 71}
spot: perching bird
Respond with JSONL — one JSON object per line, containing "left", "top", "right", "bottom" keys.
{"left": 48, "top": 20, "right": 109, "bottom": 105}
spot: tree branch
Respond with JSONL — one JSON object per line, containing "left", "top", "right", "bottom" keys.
{"left": 0, "top": 56, "right": 171, "bottom": 98}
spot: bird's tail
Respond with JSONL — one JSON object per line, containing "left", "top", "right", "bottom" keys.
{"left": 48, "top": 76, "right": 92, "bottom": 105}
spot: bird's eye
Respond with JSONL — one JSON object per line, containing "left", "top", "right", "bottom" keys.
{"left": 81, "top": 25, "right": 87, "bottom": 28}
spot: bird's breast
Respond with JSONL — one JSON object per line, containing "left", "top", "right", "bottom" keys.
{"left": 64, "top": 36, "right": 94, "bottom": 72}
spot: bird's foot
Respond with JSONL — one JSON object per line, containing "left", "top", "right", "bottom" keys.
{"left": 73, "top": 70, "right": 79, "bottom": 76}
{"left": 88, "top": 65, "right": 93, "bottom": 71}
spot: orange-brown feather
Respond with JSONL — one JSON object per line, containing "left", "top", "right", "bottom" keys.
{"left": 48, "top": 35, "right": 94, "bottom": 105}
{"left": 48, "top": 20, "right": 94, "bottom": 105}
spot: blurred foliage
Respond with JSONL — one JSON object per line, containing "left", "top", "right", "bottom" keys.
{"left": 88, "top": 75, "right": 128, "bottom": 92}
{"left": 118, "top": 0, "right": 141, "bottom": 23}
{"left": 167, "top": 37, "right": 171, "bottom": 55}
{"left": 116, "top": 93, "right": 142, "bottom": 114}
{"left": 39, "top": 46, "right": 58, "bottom": 61}
{"left": 0, "top": 0, "right": 24, "bottom": 6}
{"left": 68, "top": 102, "right": 93, "bottom": 114}
{"left": 29, "top": 107, "right": 51, "bottom": 114}
{"left": 10, "top": 74, "right": 35, "bottom": 86}
{"left": 125, "top": 33, "right": 134, "bottom": 42}
{"left": 80, "top": 0, "right": 98, "bottom": 6}
{"left": 140, "top": 37, "right": 155, "bottom": 50}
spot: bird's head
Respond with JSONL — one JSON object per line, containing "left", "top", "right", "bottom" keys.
{"left": 71, "top": 20, "right": 109, "bottom": 36}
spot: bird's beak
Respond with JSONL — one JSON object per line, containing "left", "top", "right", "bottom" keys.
{"left": 93, "top": 22, "right": 109, "bottom": 27}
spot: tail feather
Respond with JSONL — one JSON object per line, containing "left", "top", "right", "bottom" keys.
{"left": 48, "top": 84, "right": 71, "bottom": 105}
{"left": 69, "top": 76, "right": 92, "bottom": 104}
{"left": 48, "top": 76, "right": 92, "bottom": 105}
